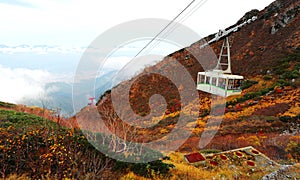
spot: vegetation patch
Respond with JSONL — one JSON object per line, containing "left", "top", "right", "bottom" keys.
{"left": 279, "top": 115, "right": 300, "bottom": 123}
{"left": 241, "top": 80, "right": 258, "bottom": 90}
{"left": 0, "top": 109, "right": 174, "bottom": 179}
{"left": 0, "top": 101, "right": 16, "bottom": 109}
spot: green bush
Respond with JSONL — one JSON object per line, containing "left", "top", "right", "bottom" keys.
{"left": 263, "top": 75, "right": 273, "bottom": 81}
{"left": 259, "top": 87, "right": 273, "bottom": 95}
{"left": 240, "top": 80, "right": 258, "bottom": 90}
{"left": 273, "top": 53, "right": 300, "bottom": 76}
{"left": 279, "top": 116, "right": 292, "bottom": 122}
{"left": 131, "top": 160, "right": 174, "bottom": 178}
{"left": 276, "top": 79, "right": 291, "bottom": 86}
{"left": 274, "top": 64, "right": 289, "bottom": 75}
{"left": 265, "top": 116, "right": 276, "bottom": 123}
{"left": 294, "top": 62, "right": 300, "bottom": 70}
{"left": 279, "top": 115, "right": 300, "bottom": 123}
{"left": 114, "top": 159, "right": 174, "bottom": 178}
{"left": 0, "top": 101, "right": 16, "bottom": 108}
{"left": 282, "top": 70, "right": 300, "bottom": 80}
{"left": 226, "top": 87, "right": 273, "bottom": 107}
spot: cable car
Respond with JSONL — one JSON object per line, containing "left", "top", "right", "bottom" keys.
{"left": 197, "top": 70, "right": 243, "bottom": 97}
{"left": 197, "top": 36, "right": 244, "bottom": 97}
{"left": 197, "top": 17, "right": 257, "bottom": 97}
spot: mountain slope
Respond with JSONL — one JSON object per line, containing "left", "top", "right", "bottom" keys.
{"left": 0, "top": 103, "right": 174, "bottom": 179}
{"left": 75, "top": 0, "right": 300, "bottom": 169}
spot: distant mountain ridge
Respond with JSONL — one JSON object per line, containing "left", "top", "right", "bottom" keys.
{"left": 19, "top": 70, "right": 117, "bottom": 116}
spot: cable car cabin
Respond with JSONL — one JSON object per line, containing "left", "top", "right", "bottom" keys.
{"left": 197, "top": 70, "right": 243, "bottom": 97}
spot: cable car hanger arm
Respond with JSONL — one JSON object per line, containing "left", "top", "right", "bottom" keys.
{"left": 200, "top": 16, "right": 257, "bottom": 49}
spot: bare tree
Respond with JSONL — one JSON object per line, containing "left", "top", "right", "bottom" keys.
{"left": 38, "top": 94, "right": 52, "bottom": 119}
{"left": 100, "top": 104, "right": 141, "bottom": 154}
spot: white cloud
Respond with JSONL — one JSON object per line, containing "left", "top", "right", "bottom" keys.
{"left": 0, "top": 65, "right": 58, "bottom": 103}
{"left": 0, "top": 0, "right": 275, "bottom": 47}
{"left": 0, "top": 45, "right": 85, "bottom": 54}
{"left": 102, "top": 56, "right": 131, "bottom": 70}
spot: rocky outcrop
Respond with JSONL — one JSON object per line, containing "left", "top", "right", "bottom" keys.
{"left": 262, "top": 165, "right": 294, "bottom": 180}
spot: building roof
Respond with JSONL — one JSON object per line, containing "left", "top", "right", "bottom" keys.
{"left": 184, "top": 152, "right": 206, "bottom": 163}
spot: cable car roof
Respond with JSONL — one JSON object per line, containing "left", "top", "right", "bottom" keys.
{"left": 198, "top": 70, "right": 243, "bottom": 79}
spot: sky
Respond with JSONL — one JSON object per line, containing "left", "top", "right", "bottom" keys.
{"left": 0, "top": 0, "right": 275, "bottom": 106}
{"left": 0, "top": 0, "right": 275, "bottom": 47}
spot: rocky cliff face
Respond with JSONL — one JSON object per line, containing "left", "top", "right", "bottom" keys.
{"left": 230, "top": 0, "right": 300, "bottom": 75}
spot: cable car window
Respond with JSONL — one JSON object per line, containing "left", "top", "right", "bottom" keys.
{"left": 228, "top": 79, "right": 234, "bottom": 90}
{"left": 199, "top": 75, "right": 205, "bottom": 83}
{"left": 212, "top": 77, "right": 217, "bottom": 86}
{"left": 218, "top": 78, "right": 226, "bottom": 89}
{"left": 206, "top": 76, "right": 210, "bottom": 84}
{"left": 233, "top": 79, "right": 242, "bottom": 89}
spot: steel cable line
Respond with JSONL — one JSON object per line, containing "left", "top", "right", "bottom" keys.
{"left": 141, "top": 0, "right": 209, "bottom": 56}
{"left": 133, "top": 0, "right": 196, "bottom": 59}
